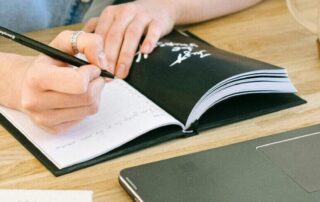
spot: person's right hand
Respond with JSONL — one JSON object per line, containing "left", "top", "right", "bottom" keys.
{"left": 18, "top": 31, "right": 108, "bottom": 134}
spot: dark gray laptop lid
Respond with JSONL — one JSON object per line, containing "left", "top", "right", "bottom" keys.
{"left": 120, "top": 124, "right": 320, "bottom": 202}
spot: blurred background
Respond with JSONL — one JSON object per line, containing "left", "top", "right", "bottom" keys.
{"left": 287, "top": 0, "right": 319, "bottom": 37}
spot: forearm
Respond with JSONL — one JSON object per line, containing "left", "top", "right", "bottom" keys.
{"left": 0, "top": 53, "right": 33, "bottom": 110}
{"left": 137, "top": 0, "right": 263, "bottom": 25}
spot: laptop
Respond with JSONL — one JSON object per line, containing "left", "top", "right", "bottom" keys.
{"left": 119, "top": 124, "right": 320, "bottom": 202}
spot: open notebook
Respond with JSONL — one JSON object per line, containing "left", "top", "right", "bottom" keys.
{"left": 0, "top": 30, "right": 306, "bottom": 176}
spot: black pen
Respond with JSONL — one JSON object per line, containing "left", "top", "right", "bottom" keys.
{"left": 0, "top": 26, "right": 114, "bottom": 79}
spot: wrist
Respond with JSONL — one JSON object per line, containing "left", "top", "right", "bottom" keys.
{"left": 0, "top": 53, "right": 34, "bottom": 110}
{"left": 14, "top": 56, "right": 34, "bottom": 111}
{"left": 136, "top": 0, "right": 178, "bottom": 28}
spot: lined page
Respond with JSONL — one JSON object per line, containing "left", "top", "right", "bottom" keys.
{"left": 0, "top": 79, "right": 182, "bottom": 169}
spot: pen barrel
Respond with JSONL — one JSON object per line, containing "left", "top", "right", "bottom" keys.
{"left": 101, "top": 70, "right": 115, "bottom": 78}
{"left": 0, "top": 26, "right": 114, "bottom": 78}
{"left": 15, "top": 35, "right": 89, "bottom": 67}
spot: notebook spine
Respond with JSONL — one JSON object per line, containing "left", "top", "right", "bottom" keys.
{"left": 182, "top": 121, "right": 199, "bottom": 137}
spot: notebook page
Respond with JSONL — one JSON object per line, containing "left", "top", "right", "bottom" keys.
{"left": 186, "top": 80, "right": 296, "bottom": 128}
{"left": 0, "top": 79, "right": 182, "bottom": 169}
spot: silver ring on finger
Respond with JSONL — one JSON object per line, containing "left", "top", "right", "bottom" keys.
{"left": 70, "top": 31, "right": 84, "bottom": 54}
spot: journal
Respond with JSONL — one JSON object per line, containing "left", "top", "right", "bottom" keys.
{"left": 0, "top": 30, "right": 306, "bottom": 176}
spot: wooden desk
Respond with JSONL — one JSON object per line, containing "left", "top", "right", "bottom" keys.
{"left": 0, "top": 0, "right": 319, "bottom": 201}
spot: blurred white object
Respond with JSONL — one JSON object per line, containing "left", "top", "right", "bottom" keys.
{"left": 0, "top": 189, "right": 93, "bottom": 202}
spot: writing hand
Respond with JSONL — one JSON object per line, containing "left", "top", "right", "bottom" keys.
{"left": 19, "top": 31, "right": 108, "bottom": 133}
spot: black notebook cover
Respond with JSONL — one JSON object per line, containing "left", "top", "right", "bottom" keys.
{"left": 125, "top": 30, "right": 298, "bottom": 126}
{"left": 0, "top": 31, "right": 307, "bottom": 176}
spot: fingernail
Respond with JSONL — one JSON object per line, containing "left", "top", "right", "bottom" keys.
{"left": 94, "top": 67, "right": 101, "bottom": 77}
{"left": 98, "top": 52, "right": 108, "bottom": 70}
{"left": 106, "top": 65, "right": 115, "bottom": 75}
{"left": 142, "top": 43, "right": 151, "bottom": 53}
{"left": 117, "top": 64, "right": 126, "bottom": 79}
{"left": 104, "top": 77, "right": 113, "bottom": 82}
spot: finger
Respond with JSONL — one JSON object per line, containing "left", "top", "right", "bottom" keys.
{"left": 42, "top": 120, "right": 82, "bottom": 134}
{"left": 47, "top": 31, "right": 107, "bottom": 70}
{"left": 83, "top": 17, "right": 99, "bottom": 33}
{"left": 27, "top": 64, "right": 101, "bottom": 94}
{"left": 95, "top": 6, "right": 115, "bottom": 38}
{"left": 140, "top": 20, "right": 162, "bottom": 54}
{"left": 48, "top": 101, "right": 101, "bottom": 126}
{"left": 33, "top": 94, "right": 101, "bottom": 127}
{"left": 103, "top": 10, "right": 136, "bottom": 73}
{"left": 22, "top": 77, "right": 105, "bottom": 111}
{"left": 116, "top": 15, "right": 151, "bottom": 79}
{"left": 55, "top": 91, "right": 102, "bottom": 125}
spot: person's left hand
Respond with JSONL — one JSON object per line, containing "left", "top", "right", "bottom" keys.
{"left": 83, "top": 1, "right": 176, "bottom": 79}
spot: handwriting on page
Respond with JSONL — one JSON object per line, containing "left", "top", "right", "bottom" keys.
{"left": 55, "top": 106, "right": 167, "bottom": 151}
{"left": 51, "top": 79, "right": 176, "bottom": 162}
{"left": 0, "top": 79, "right": 181, "bottom": 169}
{"left": 135, "top": 41, "right": 211, "bottom": 67}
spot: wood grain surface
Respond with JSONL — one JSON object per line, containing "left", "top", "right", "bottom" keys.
{"left": 0, "top": 0, "right": 319, "bottom": 201}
